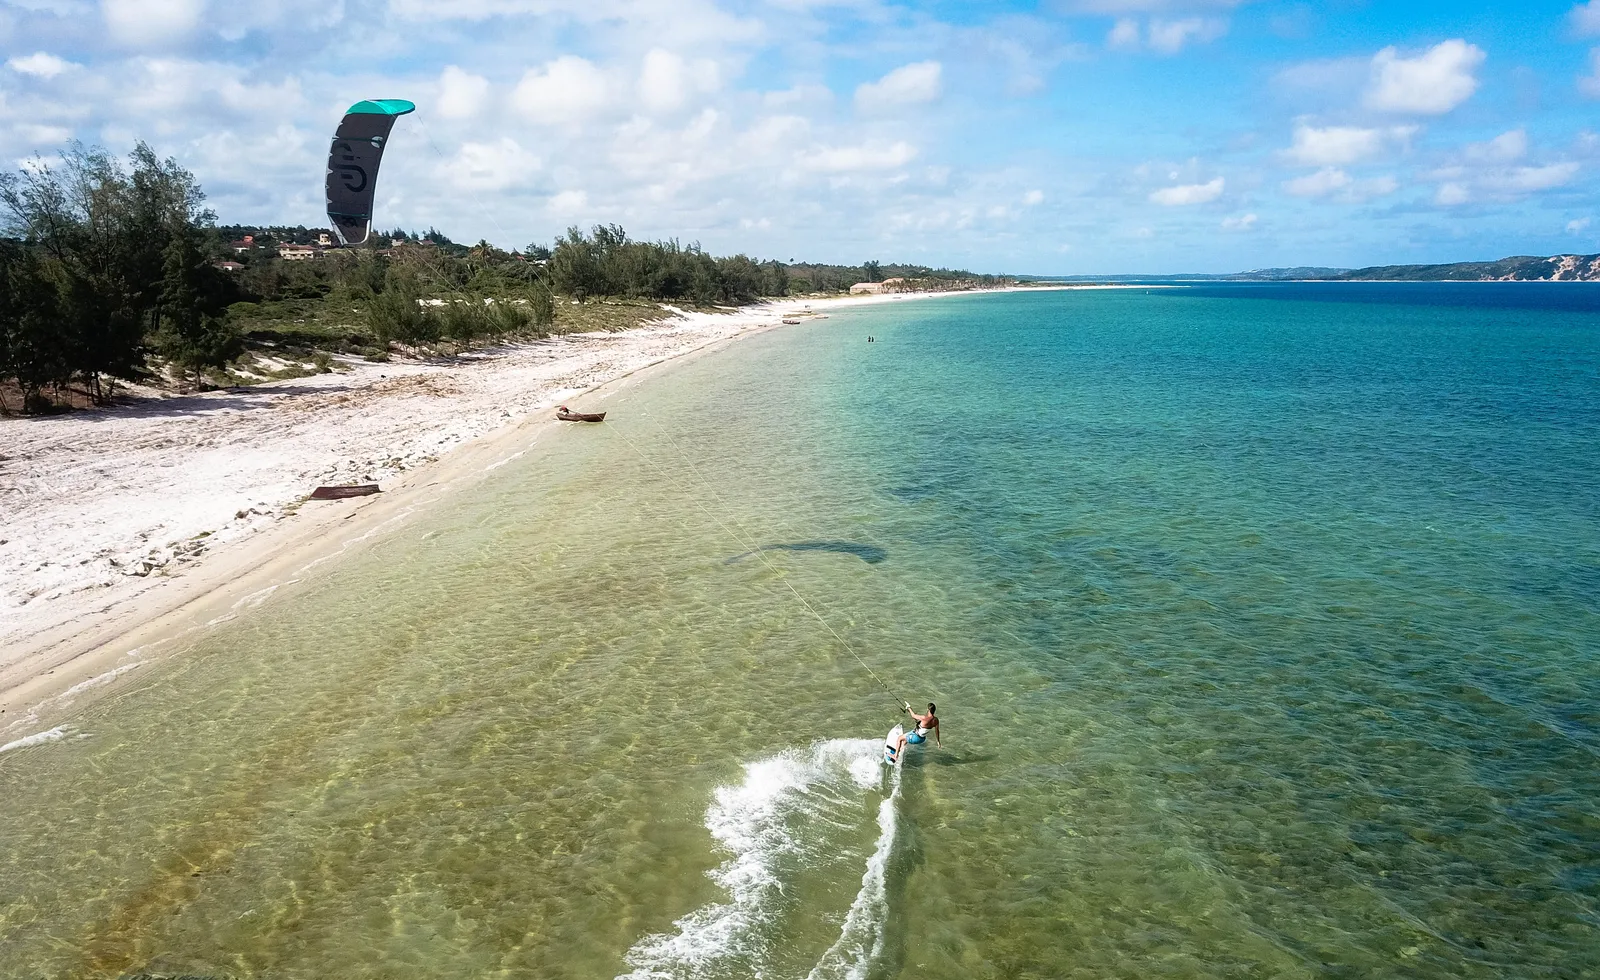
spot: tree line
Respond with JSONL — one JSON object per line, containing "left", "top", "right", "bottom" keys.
{"left": 540, "top": 224, "right": 1001, "bottom": 301}
{"left": 1, "top": 143, "right": 242, "bottom": 412}
{"left": 2, "top": 141, "right": 1005, "bottom": 414}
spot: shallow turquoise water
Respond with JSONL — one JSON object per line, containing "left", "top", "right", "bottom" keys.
{"left": 1, "top": 285, "right": 1597, "bottom": 978}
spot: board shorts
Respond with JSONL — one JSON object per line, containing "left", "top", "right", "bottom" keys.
{"left": 907, "top": 730, "right": 927, "bottom": 745}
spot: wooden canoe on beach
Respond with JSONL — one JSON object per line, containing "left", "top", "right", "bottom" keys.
{"left": 309, "top": 484, "right": 381, "bottom": 500}
{"left": 556, "top": 407, "right": 606, "bottom": 422}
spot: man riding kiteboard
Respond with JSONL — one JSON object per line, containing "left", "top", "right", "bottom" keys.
{"left": 886, "top": 701, "right": 941, "bottom": 765}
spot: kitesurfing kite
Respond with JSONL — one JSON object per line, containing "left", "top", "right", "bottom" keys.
{"left": 325, "top": 99, "right": 415, "bottom": 246}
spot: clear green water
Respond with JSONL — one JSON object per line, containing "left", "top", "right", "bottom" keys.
{"left": 2, "top": 285, "right": 1598, "bottom": 979}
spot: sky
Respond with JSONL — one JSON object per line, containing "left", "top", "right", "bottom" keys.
{"left": 2, "top": 0, "right": 1599, "bottom": 274}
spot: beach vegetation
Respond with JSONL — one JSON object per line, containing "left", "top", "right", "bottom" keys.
{"left": 0, "top": 141, "right": 244, "bottom": 409}
{"left": 366, "top": 277, "right": 437, "bottom": 345}
{"left": 545, "top": 225, "right": 797, "bottom": 305}
{"left": 530, "top": 285, "right": 555, "bottom": 327}
{"left": 153, "top": 230, "right": 243, "bottom": 389}
{"left": 0, "top": 240, "right": 73, "bottom": 412}
{"left": 0, "top": 139, "right": 1007, "bottom": 414}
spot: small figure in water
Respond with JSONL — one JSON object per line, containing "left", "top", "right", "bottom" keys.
{"left": 898, "top": 701, "right": 940, "bottom": 755}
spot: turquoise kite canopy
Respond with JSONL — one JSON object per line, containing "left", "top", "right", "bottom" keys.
{"left": 326, "top": 99, "right": 414, "bottom": 245}
{"left": 344, "top": 99, "right": 416, "bottom": 116}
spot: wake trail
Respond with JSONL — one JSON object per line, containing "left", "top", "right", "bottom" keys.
{"left": 618, "top": 739, "right": 902, "bottom": 980}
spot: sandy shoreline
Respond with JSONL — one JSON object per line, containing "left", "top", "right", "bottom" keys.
{"left": 0, "top": 285, "right": 1095, "bottom": 736}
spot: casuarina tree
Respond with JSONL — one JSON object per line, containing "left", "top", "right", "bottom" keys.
{"left": 0, "top": 141, "right": 223, "bottom": 406}
{"left": 153, "top": 231, "right": 241, "bottom": 389}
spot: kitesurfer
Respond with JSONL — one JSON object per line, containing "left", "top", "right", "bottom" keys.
{"left": 896, "top": 701, "right": 940, "bottom": 755}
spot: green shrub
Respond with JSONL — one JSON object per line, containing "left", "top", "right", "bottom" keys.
{"left": 488, "top": 300, "right": 534, "bottom": 336}
{"left": 367, "top": 286, "right": 437, "bottom": 344}
{"left": 440, "top": 299, "right": 488, "bottom": 341}
{"left": 530, "top": 288, "right": 555, "bottom": 330}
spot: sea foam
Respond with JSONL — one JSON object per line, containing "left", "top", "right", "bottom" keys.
{"left": 619, "top": 738, "right": 900, "bottom": 980}
{"left": 805, "top": 786, "right": 899, "bottom": 980}
{"left": 0, "top": 726, "right": 69, "bottom": 756}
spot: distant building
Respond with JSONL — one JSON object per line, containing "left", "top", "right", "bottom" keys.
{"left": 849, "top": 282, "right": 885, "bottom": 294}
{"left": 279, "top": 244, "right": 317, "bottom": 261}
{"left": 317, "top": 232, "right": 333, "bottom": 247}
{"left": 230, "top": 234, "right": 254, "bottom": 254}
{"left": 213, "top": 260, "right": 245, "bottom": 273}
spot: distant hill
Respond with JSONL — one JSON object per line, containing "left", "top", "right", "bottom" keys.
{"left": 1224, "top": 267, "right": 1351, "bottom": 280}
{"left": 1014, "top": 271, "right": 1352, "bottom": 282}
{"left": 1330, "top": 254, "right": 1600, "bottom": 282}
{"left": 1023, "top": 255, "right": 1600, "bottom": 283}
{"left": 1022, "top": 267, "right": 1352, "bottom": 281}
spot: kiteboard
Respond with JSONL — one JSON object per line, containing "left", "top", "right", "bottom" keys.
{"left": 884, "top": 724, "right": 904, "bottom": 767}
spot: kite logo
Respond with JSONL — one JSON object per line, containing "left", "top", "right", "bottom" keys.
{"left": 330, "top": 140, "right": 368, "bottom": 192}
{"left": 335, "top": 164, "right": 369, "bottom": 193}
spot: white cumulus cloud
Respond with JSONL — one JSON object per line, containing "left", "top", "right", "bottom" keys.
{"left": 1568, "top": 216, "right": 1592, "bottom": 234}
{"left": 513, "top": 56, "right": 609, "bottom": 125}
{"left": 800, "top": 140, "right": 918, "bottom": 172}
{"left": 1285, "top": 123, "right": 1415, "bottom": 166}
{"left": 638, "top": 49, "right": 720, "bottom": 115}
{"left": 547, "top": 188, "right": 588, "bottom": 216}
{"left": 855, "top": 61, "right": 942, "bottom": 112}
{"left": 1429, "top": 146, "right": 1580, "bottom": 206}
{"left": 103, "top": 0, "right": 207, "bottom": 46}
{"left": 1573, "top": 0, "right": 1600, "bottom": 37}
{"left": 1146, "top": 17, "right": 1227, "bottom": 55}
{"left": 1365, "top": 40, "right": 1485, "bottom": 114}
{"left": 1023, "top": 189, "right": 1045, "bottom": 205}
{"left": 1109, "top": 16, "right": 1226, "bottom": 54}
{"left": 738, "top": 114, "right": 811, "bottom": 158}
{"left": 445, "top": 138, "right": 539, "bottom": 192}
{"left": 1108, "top": 18, "right": 1141, "bottom": 50}
{"left": 438, "top": 66, "right": 491, "bottom": 120}
{"left": 1061, "top": 0, "right": 1245, "bottom": 9}
{"left": 1221, "top": 212, "right": 1257, "bottom": 230}
{"left": 1149, "top": 176, "right": 1223, "bottom": 205}
{"left": 1581, "top": 48, "right": 1600, "bottom": 99}
{"left": 8, "top": 52, "right": 76, "bottom": 79}
{"left": 1284, "top": 167, "right": 1351, "bottom": 197}
{"left": 1356, "top": 175, "right": 1400, "bottom": 199}
{"left": 1500, "top": 162, "right": 1580, "bottom": 192}
{"left": 113, "top": 57, "right": 304, "bottom": 118}
{"left": 16, "top": 124, "right": 76, "bottom": 147}
{"left": 1464, "top": 128, "right": 1528, "bottom": 163}
{"left": 1283, "top": 168, "right": 1397, "bottom": 201}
